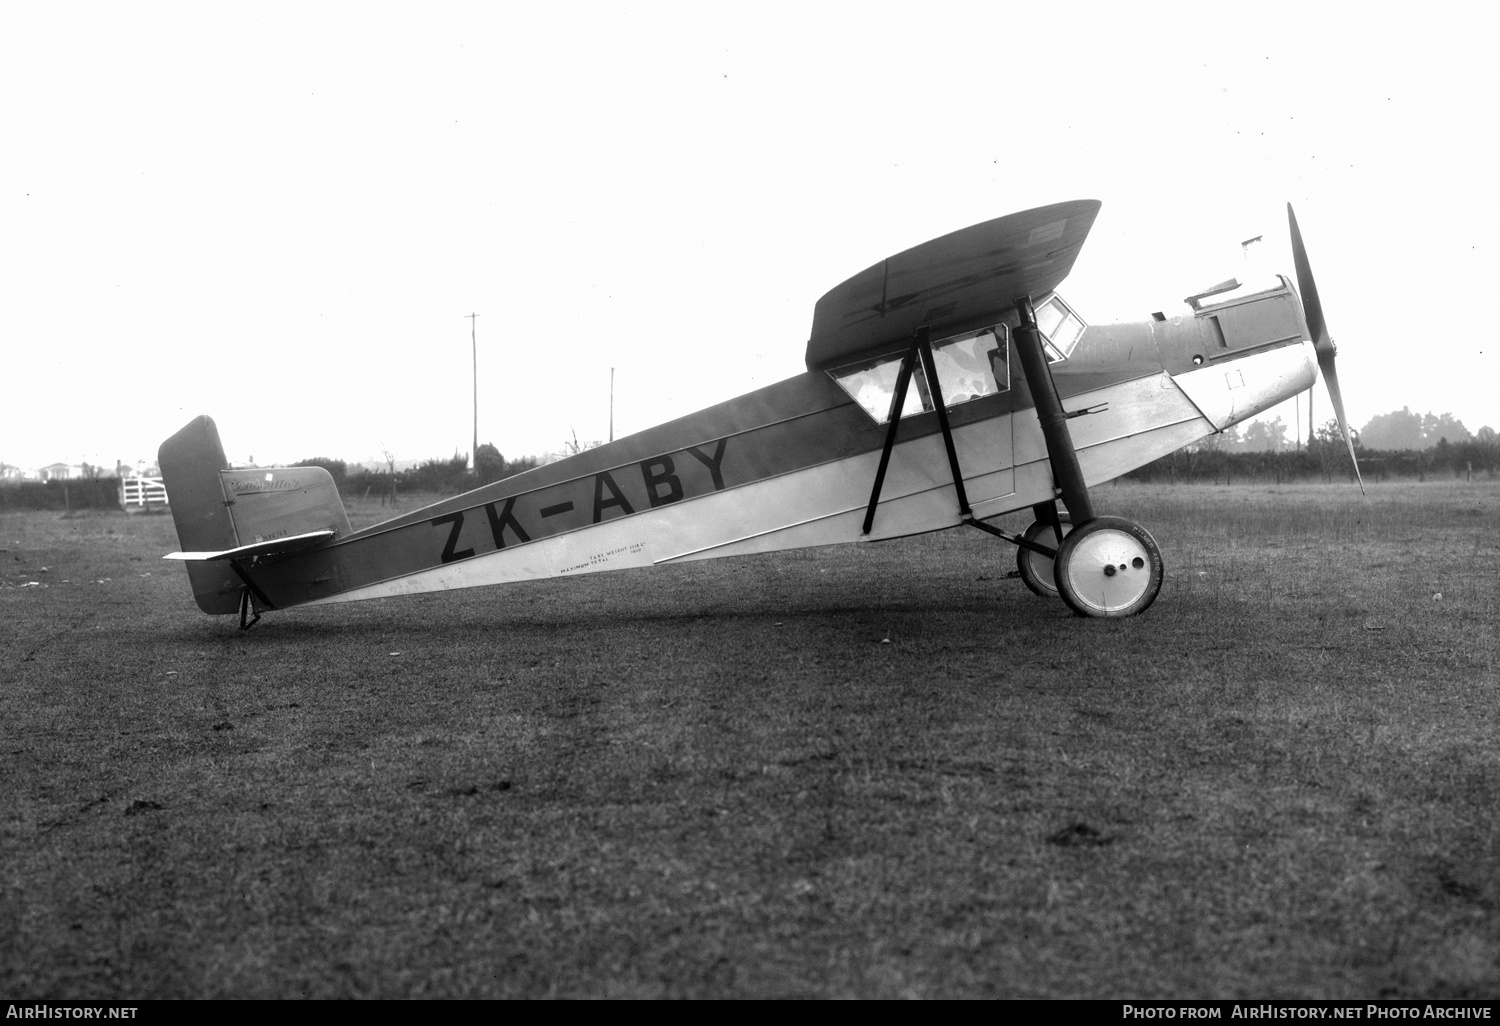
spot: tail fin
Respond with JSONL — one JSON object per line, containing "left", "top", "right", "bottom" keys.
{"left": 159, "top": 416, "right": 351, "bottom": 615}
{"left": 160, "top": 416, "right": 241, "bottom": 613}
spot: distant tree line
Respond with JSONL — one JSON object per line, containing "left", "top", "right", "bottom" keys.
{"left": 6, "top": 406, "right": 1494, "bottom": 514}
{"left": 1126, "top": 414, "right": 1499, "bottom": 485}
{"left": 0, "top": 443, "right": 540, "bottom": 511}
{"left": 298, "top": 443, "right": 539, "bottom": 502}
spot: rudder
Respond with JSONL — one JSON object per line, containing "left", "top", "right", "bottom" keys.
{"left": 159, "top": 416, "right": 241, "bottom": 614}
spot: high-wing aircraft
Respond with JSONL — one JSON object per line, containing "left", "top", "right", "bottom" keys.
{"left": 160, "top": 201, "right": 1358, "bottom": 626}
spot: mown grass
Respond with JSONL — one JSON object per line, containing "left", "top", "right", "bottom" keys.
{"left": 1, "top": 482, "right": 1496, "bottom": 998}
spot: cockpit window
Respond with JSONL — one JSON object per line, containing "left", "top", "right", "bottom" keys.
{"left": 830, "top": 325, "right": 1009, "bottom": 424}
{"left": 1035, "top": 293, "right": 1086, "bottom": 361}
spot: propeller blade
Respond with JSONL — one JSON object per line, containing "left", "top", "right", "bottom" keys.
{"left": 1289, "top": 203, "right": 1363, "bottom": 492}
{"left": 1317, "top": 344, "right": 1364, "bottom": 492}
{"left": 1288, "top": 204, "right": 1327, "bottom": 349}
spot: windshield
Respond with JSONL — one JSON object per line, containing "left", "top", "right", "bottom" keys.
{"left": 1035, "top": 293, "right": 1085, "bottom": 360}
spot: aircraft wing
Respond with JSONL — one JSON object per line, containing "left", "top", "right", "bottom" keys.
{"left": 805, "top": 199, "right": 1101, "bottom": 370}
{"left": 163, "top": 529, "right": 336, "bottom": 562}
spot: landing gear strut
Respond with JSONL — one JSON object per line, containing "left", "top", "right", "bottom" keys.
{"left": 1010, "top": 298, "right": 1162, "bottom": 617}
{"left": 860, "top": 299, "right": 1165, "bottom": 618}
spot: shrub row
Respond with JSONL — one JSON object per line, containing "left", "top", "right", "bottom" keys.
{"left": 1125, "top": 438, "right": 1500, "bottom": 485}
{"left": 0, "top": 477, "right": 127, "bottom": 511}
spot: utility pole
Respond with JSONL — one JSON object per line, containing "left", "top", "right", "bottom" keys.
{"left": 1309, "top": 385, "right": 1315, "bottom": 449}
{"left": 466, "top": 313, "right": 479, "bottom": 470}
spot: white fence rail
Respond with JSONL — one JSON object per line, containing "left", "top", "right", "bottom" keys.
{"left": 119, "top": 475, "right": 168, "bottom": 511}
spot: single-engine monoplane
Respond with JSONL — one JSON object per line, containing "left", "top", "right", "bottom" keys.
{"left": 160, "top": 201, "right": 1359, "bottom": 625}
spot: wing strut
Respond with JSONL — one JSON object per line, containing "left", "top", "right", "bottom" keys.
{"left": 861, "top": 332, "right": 922, "bottom": 536}
{"left": 859, "top": 323, "right": 1071, "bottom": 559}
{"left": 917, "top": 332, "right": 974, "bottom": 520}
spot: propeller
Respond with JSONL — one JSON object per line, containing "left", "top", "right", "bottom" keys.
{"left": 1288, "top": 203, "right": 1364, "bottom": 492}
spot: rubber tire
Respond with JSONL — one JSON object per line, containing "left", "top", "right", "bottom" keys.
{"left": 1016, "top": 513, "right": 1072, "bottom": 598}
{"left": 1052, "top": 515, "right": 1164, "bottom": 618}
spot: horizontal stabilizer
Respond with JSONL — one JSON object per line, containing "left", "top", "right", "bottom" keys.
{"left": 164, "top": 529, "right": 335, "bottom": 562}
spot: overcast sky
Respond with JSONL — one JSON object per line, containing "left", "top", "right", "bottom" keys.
{"left": 3, "top": 1, "right": 1495, "bottom": 470}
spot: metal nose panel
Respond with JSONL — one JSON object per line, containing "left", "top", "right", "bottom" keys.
{"left": 1170, "top": 342, "right": 1318, "bottom": 431}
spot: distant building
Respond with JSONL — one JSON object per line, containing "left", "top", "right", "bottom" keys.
{"left": 38, "top": 463, "right": 86, "bottom": 481}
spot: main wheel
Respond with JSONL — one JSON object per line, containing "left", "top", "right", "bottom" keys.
{"left": 1016, "top": 513, "right": 1071, "bottom": 598}
{"left": 1052, "top": 516, "right": 1164, "bottom": 618}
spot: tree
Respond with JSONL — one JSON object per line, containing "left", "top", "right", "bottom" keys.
{"left": 505, "top": 455, "right": 538, "bottom": 478}
{"left": 381, "top": 445, "right": 397, "bottom": 505}
{"left": 1359, "top": 407, "right": 1423, "bottom": 450}
{"left": 562, "top": 429, "right": 602, "bottom": 456}
{"left": 474, "top": 443, "right": 506, "bottom": 485}
{"left": 296, "top": 457, "right": 347, "bottom": 486}
{"left": 401, "top": 453, "right": 470, "bottom": 493}
{"left": 1195, "top": 424, "right": 1239, "bottom": 452}
{"left": 1309, "top": 418, "right": 1358, "bottom": 482}
{"left": 1421, "top": 411, "right": 1471, "bottom": 445}
{"left": 1359, "top": 408, "right": 1470, "bottom": 450}
{"left": 1311, "top": 418, "right": 1352, "bottom": 448}
{"left": 1241, "top": 415, "right": 1289, "bottom": 452}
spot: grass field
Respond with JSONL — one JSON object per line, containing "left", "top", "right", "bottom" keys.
{"left": 2, "top": 481, "right": 1496, "bottom": 998}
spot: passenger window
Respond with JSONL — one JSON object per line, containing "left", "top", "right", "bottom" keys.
{"left": 930, "top": 328, "right": 1008, "bottom": 407}
{"left": 830, "top": 325, "right": 1010, "bottom": 424}
{"left": 830, "top": 354, "right": 931, "bottom": 424}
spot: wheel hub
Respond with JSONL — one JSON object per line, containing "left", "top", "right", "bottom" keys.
{"left": 1052, "top": 516, "right": 1164, "bottom": 617}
